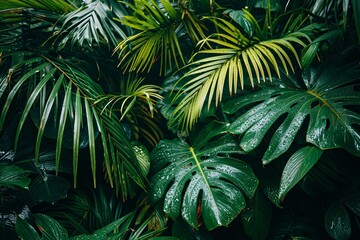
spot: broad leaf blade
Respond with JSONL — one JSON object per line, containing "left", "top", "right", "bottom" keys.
{"left": 224, "top": 62, "right": 360, "bottom": 163}
{"left": 325, "top": 201, "right": 351, "bottom": 240}
{"left": 241, "top": 190, "right": 272, "bottom": 240}
{"left": 279, "top": 146, "right": 322, "bottom": 200}
{"left": 28, "top": 175, "right": 69, "bottom": 205}
{"left": 15, "top": 216, "right": 41, "bottom": 240}
{"left": 0, "top": 165, "right": 31, "bottom": 189}
{"left": 150, "top": 133, "right": 258, "bottom": 230}
{"left": 34, "top": 214, "right": 69, "bottom": 240}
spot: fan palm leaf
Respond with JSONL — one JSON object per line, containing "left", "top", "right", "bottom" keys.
{"left": 170, "top": 17, "right": 310, "bottom": 131}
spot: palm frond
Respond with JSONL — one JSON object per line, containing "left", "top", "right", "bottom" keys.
{"left": 114, "top": 0, "right": 185, "bottom": 76}
{"left": 0, "top": 51, "right": 146, "bottom": 199}
{"left": 55, "top": 0, "right": 128, "bottom": 49}
{"left": 94, "top": 75, "right": 163, "bottom": 146}
{"left": 170, "top": 17, "right": 310, "bottom": 131}
{"left": 0, "top": 0, "right": 76, "bottom": 13}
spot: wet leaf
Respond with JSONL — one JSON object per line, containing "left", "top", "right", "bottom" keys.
{"left": 279, "top": 146, "right": 322, "bottom": 200}
{"left": 325, "top": 201, "right": 351, "bottom": 240}
{"left": 149, "top": 124, "right": 258, "bottom": 230}
{"left": 241, "top": 190, "right": 272, "bottom": 240}
{"left": 224, "top": 62, "right": 360, "bottom": 164}
{"left": 0, "top": 165, "right": 31, "bottom": 189}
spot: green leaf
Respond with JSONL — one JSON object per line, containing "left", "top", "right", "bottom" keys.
{"left": 58, "top": 0, "right": 127, "bottom": 48}
{"left": 353, "top": 0, "right": 360, "bottom": 43}
{"left": 224, "top": 9, "right": 253, "bottom": 36}
{"left": 16, "top": 215, "right": 41, "bottom": 240}
{"left": 28, "top": 175, "right": 69, "bottom": 205}
{"left": 0, "top": 165, "right": 31, "bottom": 189}
{"left": 224, "top": 61, "right": 360, "bottom": 164}
{"left": 69, "top": 212, "right": 134, "bottom": 240}
{"left": 170, "top": 16, "right": 308, "bottom": 131}
{"left": 344, "top": 192, "right": 360, "bottom": 217}
{"left": 150, "top": 130, "right": 258, "bottom": 230}
{"left": 325, "top": 201, "right": 351, "bottom": 240}
{"left": 241, "top": 190, "right": 272, "bottom": 240}
{"left": 115, "top": 0, "right": 184, "bottom": 75}
{"left": 131, "top": 141, "right": 150, "bottom": 177}
{"left": 279, "top": 146, "right": 323, "bottom": 200}
{"left": 34, "top": 214, "right": 69, "bottom": 240}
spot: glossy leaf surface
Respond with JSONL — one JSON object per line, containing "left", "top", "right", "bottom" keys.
{"left": 325, "top": 201, "right": 351, "bottom": 240}
{"left": 0, "top": 165, "right": 31, "bottom": 189}
{"left": 150, "top": 127, "right": 258, "bottom": 230}
{"left": 34, "top": 214, "right": 69, "bottom": 240}
{"left": 241, "top": 190, "right": 272, "bottom": 240}
{"left": 224, "top": 62, "right": 360, "bottom": 163}
{"left": 279, "top": 146, "right": 322, "bottom": 200}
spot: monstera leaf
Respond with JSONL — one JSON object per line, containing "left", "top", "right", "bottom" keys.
{"left": 223, "top": 61, "right": 360, "bottom": 164}
{"left": 149, "top": 123, "right": 258, "bottom": 230}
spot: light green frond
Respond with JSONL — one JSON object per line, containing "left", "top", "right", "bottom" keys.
{"left": 171, "top": 18, "right": 310, "bottom": 131}
{"left": 114, "top": 0, "right": 184, "bottom": 75}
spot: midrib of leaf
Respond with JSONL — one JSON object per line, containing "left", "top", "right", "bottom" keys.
{"left": 307, "top": 89, "right": 343, "bottom": 122}
{"left": 189, "top": 147, "right": 211, "bottom": 190}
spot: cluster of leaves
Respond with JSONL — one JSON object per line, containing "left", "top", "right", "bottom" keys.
{"left": 0, "top": 0, "right": 360, "bottom": 239}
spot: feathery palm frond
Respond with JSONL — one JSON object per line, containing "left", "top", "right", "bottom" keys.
{"left": 0, "top": 51, "right": 146, "bottom": 199}
{"left": 94, "top": 76, "right": 163, "bottom": 146}
{"left": 0, "top": 0, "right": 76, "bottom": 13}
{"left": 114, "top": 0, "right": 185, "bottom": 75}
{"left": 55, "top": 0, "right": 128, "bottom": 49}
{"left": 170, "top": 16, "right": 310, "bottom": 131}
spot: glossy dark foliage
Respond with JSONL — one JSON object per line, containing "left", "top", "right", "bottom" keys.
{"left": 1, "top": 0, "right": 360, "bottom": 239}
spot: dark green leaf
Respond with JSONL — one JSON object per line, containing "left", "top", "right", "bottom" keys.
{"left": 15, "top": 215, "right": 41, "bottom": 240}
{"left": 28, "top": 175, "right": 69, "bottom": 205}
{"left": 150, "top": 132, "right": 258, "bottom": 230}
{"left": 279, "top": 146, "right": 322, "bottom": 200}
{"left": 224, "top": 9, "right": 253, "bottom": 36}
{"left": 0, "top": 165, "right": 31, "bottom": 189}
{"left": 325, "top": 201, "right": 351, "bottom": 240}
{"left": 241, "top": 190, "right": 272, "bottom": 240}
{"left": 224, "top": 62, "right": 360, "bottom": 164}
{"left": 34, "top": 214, "right": 69, "bottom": 240}
{"left": 345, "top": 192, "right": 360, "bottom": 217}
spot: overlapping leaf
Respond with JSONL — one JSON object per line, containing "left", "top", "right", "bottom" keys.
{"left": 170, "top": 16, "right": 310, "bottom": 131}
{"left": 114, "top": 0, "right": 185, "bottom": 75}
{"left": 223, "top": 61, "right": 360, "bottom": 164}
{"left": 0, "top": 52, "right": 146, "bottom": 199}
{"left": 149, "top": 123, "right": 258, "bottom": 230}
{"left": 58, "top": 0, "right": 128, "bottom": 49}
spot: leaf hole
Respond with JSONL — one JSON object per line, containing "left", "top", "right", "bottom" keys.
{"left": 344, "top": 105, "right": 360, "bottom": 114}
{"left": 351, "top": 123, "right": 360, "bottom": 133}
{"left": 290, "top": 102, "right": 299, "bottom": 108}
{"left": 310, "top": 100, "right": 320, "bottom": 109}
{"left": 270, "top": 94, "right": 281, "bottom": 98}
{"left": 324, "top": 118, "right": 330, "bottom": 130}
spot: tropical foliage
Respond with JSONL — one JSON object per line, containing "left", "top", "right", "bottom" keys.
{"left": 0, "top": 0, "right": 359, "bottom": 239}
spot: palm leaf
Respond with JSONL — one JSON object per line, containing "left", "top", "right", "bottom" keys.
{"left": 170, "top": 17, "right": 309, "bottom": 131}
{"left": 0, "top": 52, "right": 146, "bottom": 199}
{"left": 114, "top": 0, "right": 185, "bottom": 75}
{"left": 56, "top": 0, "right": 128, "bottom": 49}
{"left": 94, "top": 75, "right": 163, "bottom": 146}
{"left": 149, "top": 122, "right": 258, "bottom": 230}
{"left": 223, "top": 60, "right": 360, "bottom": 164}
{"left": 0, "top": 0, "right": 76, "bottom": 13}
